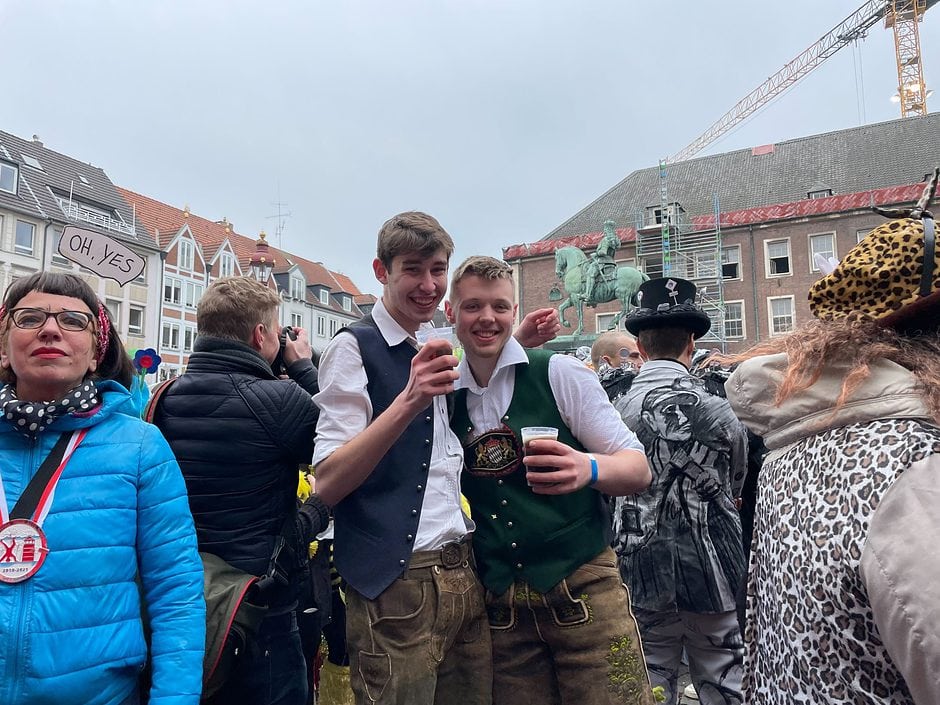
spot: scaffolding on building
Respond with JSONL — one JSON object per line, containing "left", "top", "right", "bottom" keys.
{"left": 634, "top": 161, "right": 728, "bottom": 351}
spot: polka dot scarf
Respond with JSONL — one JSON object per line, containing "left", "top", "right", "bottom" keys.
{"left": 0, "top": 382, "right": 100, "bottom": 438}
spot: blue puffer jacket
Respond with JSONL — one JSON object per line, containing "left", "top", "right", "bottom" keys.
{"left": 0, "top": 380, "right": 205, "bottom": 705}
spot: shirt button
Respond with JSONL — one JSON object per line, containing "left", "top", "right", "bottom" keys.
{"left": 491, "top": 514, "right": 498, "bottom": 520}
{"left": 421, "top": 463, "right": 428, "bottom": 470}
{"left": 516, "top": 563, "right": 523, "bottom": 569}
{"left": 424, "top": 438, "right": 430, "bottom": 446}
{"left": 497, "top": 479, "right": 504, "bottom": 486}
{"left": 500, "top": 500, "right": 508, "bottom": 506}
{"left": 507, "top": 522, "right": 513, "bottom": 528}
{"left": 511, "top": 542, "right": 517, "bottom": 549}
{"left": 400, "top": 560, "right": 407, "bottom": 566}
{"left": 417, "top": 485, "right": 423, "bottom": 492}
{"left": 406, "top": 534, "right": 413, "bottom": 542}
{"left": 412, "top": 509, "right": 418, "bottom": 516}
{"left": 425, "top": 416, "right": 432, "bottom": 422}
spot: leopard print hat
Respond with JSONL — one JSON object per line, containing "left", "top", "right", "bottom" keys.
{"left": 808, "top": 167, "right": 939, "bottom": 328}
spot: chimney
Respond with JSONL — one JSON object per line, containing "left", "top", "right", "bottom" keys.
{"left": 31, "top": 135, "right": 43, "bottom": 147}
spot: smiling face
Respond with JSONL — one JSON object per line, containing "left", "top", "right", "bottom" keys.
{"left": 374, "top": 249, "right": 449, "bottom": 334}
{"left": 446, "top": 274, "right": 517, "bottom": 365}
{"left": 0, "top": 291, "right": 98, "bottom": 402}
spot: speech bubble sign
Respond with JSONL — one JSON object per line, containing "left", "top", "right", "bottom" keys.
{"left": 58, "top": 226, "right": 146, "bottom": 286}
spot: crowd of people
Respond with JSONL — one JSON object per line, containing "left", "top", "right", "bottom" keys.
{"left": 0, "top": 169, "right": 937, "bottom": 705}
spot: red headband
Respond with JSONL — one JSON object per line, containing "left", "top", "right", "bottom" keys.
{"left": 96, "top": 302, "right": 110, "bottom": 363}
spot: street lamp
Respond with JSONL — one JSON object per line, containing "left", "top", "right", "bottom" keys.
{"left": 249, "top": 230, "right": 276, "bottom": 284}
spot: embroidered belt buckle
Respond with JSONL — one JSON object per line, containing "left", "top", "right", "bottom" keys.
{"left": 440, "top": 540, "right": 467, "bottom": 569}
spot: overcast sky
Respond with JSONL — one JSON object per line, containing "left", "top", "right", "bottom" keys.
{"left": 3, "top": 1, "right": 938, "bottom": 296}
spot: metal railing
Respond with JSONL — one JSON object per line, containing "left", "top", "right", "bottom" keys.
{"left": 62, "top": 203, "right": 135, "bottom": 237}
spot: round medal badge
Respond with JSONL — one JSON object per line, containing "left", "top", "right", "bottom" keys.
{"left": 0, "top": 519, "right": 48, "bottom": 584}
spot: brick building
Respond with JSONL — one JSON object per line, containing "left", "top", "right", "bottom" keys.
{"left": 505, "top": 113, "right": 940, "bottom": 353}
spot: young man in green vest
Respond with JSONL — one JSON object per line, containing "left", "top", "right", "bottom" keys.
{"left": 445, "top": 255, "right": 656, "bottom": 705}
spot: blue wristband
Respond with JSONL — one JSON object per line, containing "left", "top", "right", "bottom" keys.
{"left": 588, "top": 454, "right": 598, "bottom": 485}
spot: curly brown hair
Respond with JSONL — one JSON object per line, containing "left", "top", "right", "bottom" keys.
{"left": 719, "top": 314, "right": 940, "bottom": 424}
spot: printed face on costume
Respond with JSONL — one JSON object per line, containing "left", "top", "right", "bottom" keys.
{"left": 643, "top": 394, "right": 694, "bottom": 443}
{"left": 446, "top": 274, "right": 517, "bottom": 362}
{"left": 374, "top": 249, "right": 449, "bottom": 334}
{"left": 0, "top": 291, "right": 98, "bottom": 402}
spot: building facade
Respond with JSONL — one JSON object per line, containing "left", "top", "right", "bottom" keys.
{"left": 506, "top": 113, "right": 940, "bottom": 353}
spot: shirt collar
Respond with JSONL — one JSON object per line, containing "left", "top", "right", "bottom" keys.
{"left": 371, "top": 298, "right": 434, "bottom": 347}
{"left": 455, "top": 336, "right": 528, "bottom": 393}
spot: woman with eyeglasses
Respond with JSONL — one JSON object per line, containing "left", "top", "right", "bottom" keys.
{"left": 0, "top": 272, "right": 204, "bottom": 705}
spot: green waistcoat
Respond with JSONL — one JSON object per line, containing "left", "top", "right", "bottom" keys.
{"left": 452, "top": 349, "right": 609, "bottom": 594}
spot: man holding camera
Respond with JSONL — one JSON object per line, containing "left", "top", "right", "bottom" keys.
{"left": 151, "top": 276, "right": 330, "bottom": 705}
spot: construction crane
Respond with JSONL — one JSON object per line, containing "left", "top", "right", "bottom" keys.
{"left": 669, "top": 0, "right": 937, "bottom": 163}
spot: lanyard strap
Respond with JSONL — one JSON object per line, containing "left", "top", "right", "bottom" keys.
{"left": 0, "top": 430, "right": 87, "bottom": 525}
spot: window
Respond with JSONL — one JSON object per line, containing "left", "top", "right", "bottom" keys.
{"left": 808, "top": 232, "right": 836, "bottom": 272}
{"left": 158, "top": 367, "right": 181, "bottom": 383}
{"left": 128, "top": 305, "right": 144, "bottom": 336}
{"left": 342, "top": 296, "right": 352, "bottom": 312}
{"left": 329, "top": 319, "right": 338, "bottom": 336}
{"left": 219, "top": 253, "right": 236, "bottom": 277}
{"left": 178, "top": 240, "right": 194, "bottom": 271}
{"left": 161, "top": 323, "right": 181, "bottom": 349}
{"left": 765, "top": 239, "right": 791, "bottom": 277}
{"left": 0, "top": 162, "right": 18, "bottom": 194}
{"left": 319, "top": 289, "right": 330, "bottom": 306}
{"left": 317, "top": 316, "right": 325, "bottom": 336}
{"left": 290, "top": 276, "right": 305, "bottom": 300}
{"left": 50, "top": 228, "right": 71, "bottom": 266}
{"left": 615, "top": 257, "right": 637, "bottom": 269}
{"left": 856, "top": 228, "right": 872, "bottom": 244}
{"left": 163, "top": 277, "right": 182, "bottom": 305}
{"left": 640, "top": 256, "right": 663, "bottom": 278}
{"left": 15, "top": 220, "right": 35, "bottom": 255}
{"left": 691, "top": 250, "right": 719, "bottom": 278}
{"left": 78, "top": 174, "right": 90, "bottom": 186}
{"left": 596, "top": 313, "right": 621, "bottom": 332}
{"left": 768, "top": 296, "right": 795, "bottom": 336}
{"left": 721, "top": 246, "right": 741, "bottom": 280}
{"left": 105, "top": 299, "right": 122, "bottom": 327}
{"left": 807, "top": 189, "right": 832, "bottom": 199}
{"left": 184, "top": 281, "right": 204, "bottom": 308}
{"left": 183, "top": 326, "right": 197, "bottom": 353}
{"left": 21, "top": 154, "right": 42, "bottom": 171}
{"left": 291, "top": 313, "right": 303, "bottom": 328}
{"left": 724, "top": 301, "right": 745, "bottom": 339}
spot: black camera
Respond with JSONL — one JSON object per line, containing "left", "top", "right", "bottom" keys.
{"left": 271, "top": 326, "right": 298, "bottom": 377}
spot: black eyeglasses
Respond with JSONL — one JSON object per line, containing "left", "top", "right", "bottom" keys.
{"left": 9, "top": 308, "right": 93, "bottom": 332}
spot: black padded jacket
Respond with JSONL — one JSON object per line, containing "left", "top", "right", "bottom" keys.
{"left": 152, "top": 336, "right": 329, "bottom": 608}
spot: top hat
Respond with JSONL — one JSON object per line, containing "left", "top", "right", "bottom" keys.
{"left": 625, "top": 277, "right": 712, "bottom": 339}
{"left": 808, "top": 167, "right": 939, "bottom": 330}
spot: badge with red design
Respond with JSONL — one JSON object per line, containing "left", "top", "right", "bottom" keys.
{"left": 0, "top": 519, "right": 48, "bottom": 584}
{"left": 0, "top": 429, "right": 86, "bottom": 584}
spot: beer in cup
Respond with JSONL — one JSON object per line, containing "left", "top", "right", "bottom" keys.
{"left": 520, "top": 426, "right": 559, "bottom": 486}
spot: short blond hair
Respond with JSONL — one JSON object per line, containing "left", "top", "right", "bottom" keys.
{"left": 376, "top": 211, "right": 454, "bottom": 268}
{"left": 450, "top": 255, "right": 513, "bottom": 293}
{"left": 591, "top": 331, "right": 637, "bottom": 370}
{"left": 197, "top": 276, "right": 280, "bottom": 342}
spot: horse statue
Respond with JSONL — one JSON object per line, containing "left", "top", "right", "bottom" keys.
{"left": 554, "top": 246, "right": 649, "bottom": 335}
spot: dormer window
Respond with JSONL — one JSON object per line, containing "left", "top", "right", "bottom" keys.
{"left": 290, "top": 275, "right": 305, "bottom": 300}
{"left": 807, "top": 188, "right": 832, "bottom": 199}
{"left": 319, "top": 289, "right": 330, "bottom": 306}
{"left": 178, "top": 240, "right": 195, "bottom": 271}
{"left": 0, "top": 161, "right": 18, "bottom": 194}
{"left": 219, "top": 252, "right": 236, "bottom": 277}
{"left": 342, "top": 296, "right": 352, "bottom": 312}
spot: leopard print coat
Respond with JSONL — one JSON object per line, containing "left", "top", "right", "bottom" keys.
{"left": 727, "top": 354, "right": 940, "bottom": 704}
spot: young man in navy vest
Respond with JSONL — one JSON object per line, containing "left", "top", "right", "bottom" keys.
{"left": 444, "top": 255, "right": 656, "bottom": 705}
{"left": 313, "top": 213, "right": 557, "bottom": 705}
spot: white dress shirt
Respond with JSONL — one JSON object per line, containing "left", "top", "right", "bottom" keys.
{"left": 455, "top": 337, "right": 644, "bottom": 454}
{"left": 313, "top": 299, "right": 469, "bottom": 551}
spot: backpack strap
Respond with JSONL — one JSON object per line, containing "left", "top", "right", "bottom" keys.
{"left": 143, "top": 378, "right": 177, "bottom": 424}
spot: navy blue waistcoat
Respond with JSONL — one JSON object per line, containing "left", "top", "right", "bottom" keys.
{"left": 332, "top": 316, "right": 435, "bottom": 599}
